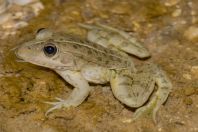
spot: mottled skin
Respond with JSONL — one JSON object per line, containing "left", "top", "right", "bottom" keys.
{"left": 15, "top": 23, "right": 172, "bottom": 123}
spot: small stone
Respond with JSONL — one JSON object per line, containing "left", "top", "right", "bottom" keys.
{"left": 111, "top": 3, "right": 131, "bottom": 15}
{"left": 191, "top": 66, "right": 198, "bottom": 79}
{"left": 0, "top": 0, "right": 9, "bottom": 14}
{"left": 11, "top": 0, "right": 36, "bottom": 5}
{"left": 183, "top": 97, "right": 193, "bottom": 105}
{"left": 183, "top": 73, "right": 191, "bottom": 80}
{"left": 121, "top": 118, "right": 132, "bottom": 123}
{"left": 0, "top": 13, "right": 12, "bottom": 24}
{"left": 164, "top": 0, "right": 181, "bottom": 6}
{"left": 172, "top": 9, "right": 182, "bottom": 17}
{"left": 184, "top": 26, "right": 198, "bottom": 41}
{"left": 184, "top": 87, "right": 195, "bottom": 96}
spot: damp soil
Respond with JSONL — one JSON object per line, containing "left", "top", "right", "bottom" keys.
{"left": 0, "top": 0, "right": 198, "bottom": 132}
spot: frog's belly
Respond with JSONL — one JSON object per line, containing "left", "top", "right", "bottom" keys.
{"left": 81, "top": 65, "right": 112, "bottom": 84}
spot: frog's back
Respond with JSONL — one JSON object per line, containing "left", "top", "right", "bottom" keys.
{"left": 50, "top": 34, "right": 132, "bottom": 70}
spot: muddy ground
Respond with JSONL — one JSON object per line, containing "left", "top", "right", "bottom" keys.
{"left": 0, "top": 0, "right": 198, "bottom": 132}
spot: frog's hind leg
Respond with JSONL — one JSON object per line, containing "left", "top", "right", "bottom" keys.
{"left": 110, "top": 70, "right": 156, "bottom": 108}
{"left": 78, "top": 23, "right": 150, "bottom": 58}
{"left": 95, "top": 23, "right": 151, "bottom": 58}
{"left": 132, "top": 64, "right": 172, "bottom": 123}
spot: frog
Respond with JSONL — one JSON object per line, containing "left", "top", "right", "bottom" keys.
{"left": 14, "top": 23, "right": 172, "bottom": 123}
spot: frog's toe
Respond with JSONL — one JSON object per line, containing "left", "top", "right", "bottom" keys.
{"left": 55, "top": 97, "right": 65, "bottom": 101}
{"left": 45, "top": 103, "right": 63, "bottom": 116}
{"left": 44, "top": 98, "right": 69, "bottom": 116}
{"left": 132, "top": 105, "right": 157, "bottom": 123}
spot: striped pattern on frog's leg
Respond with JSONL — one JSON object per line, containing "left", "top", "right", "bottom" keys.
{"left": 132, "top": 63, "right": 172, "bottom": 123}
{"left": 78, "top": 23, "right": 150, "bottom": 58}
{"left": 110, "top": 63, "right": 172, "bottom": 123}
{"left": 110, "top": 69, "right": 156, "bottom": 108}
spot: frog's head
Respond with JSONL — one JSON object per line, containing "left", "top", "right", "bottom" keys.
{"left": 15, "top": 28, "right": 75, "bottom": 70}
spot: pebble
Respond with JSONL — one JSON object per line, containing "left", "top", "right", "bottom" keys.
{"left": 183, "top": 97, "right": 193, "bottom": 105}
{"left": 184, "top": 26, "right": 198, "bottom": 41}
{"left": 8, "top": 0, "right": 36, "bottom": 5}
{"left": 111, "top": 3, "right": 131, "bottom": 15}
{"left": 184, "top": 87, "right": 195, "bottom": 96}
{"left": 164, "top": 0, "right": 181, "bottom": 6}
{"left": 0, "top": 13, "right": 11, "bottom": 24}
{"left": 183, "top": 73, "right": 191, "bottom": 80}
{"left": 172, "top": 8, "right": 182, "bottom": 17}
{"left": 0, "top": 0, "right": 44, "bottom": 39}
{"left": 0, "top": 0, "right": 9, "bottom": 14}
{"left": 191, "top": 66, "right": 198, "bottom": 78}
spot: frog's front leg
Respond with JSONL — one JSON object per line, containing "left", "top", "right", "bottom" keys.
{"left": 45, "top": 70, "right": 91, "bottom": 115}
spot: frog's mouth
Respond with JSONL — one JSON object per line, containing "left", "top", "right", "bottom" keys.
{"left": 16, "top": 58, "right": 26, "bottom": 62}
{"left": 15, "top": 53, "right": 27, "bottom": 62}
{"left": 11, "top": 46, "right": 27, "bottom": 63}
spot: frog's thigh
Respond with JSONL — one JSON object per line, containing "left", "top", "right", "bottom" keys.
{"left": 81, "top": 65, "right": 111, "bottom": 84}
{"left": 133, "top": 64, "right": 172, "bottom": 122}
{"left": 110, "top": 72, "right": 155, "bottom": 108}
{"left": 78, "top": 23, "right": 110, "bottom": 48}
{"left": 55, "top": 70, "right": 91, "bottom": 106}
{"left": 146, "top": 64, "right": 172, "bottom": 113}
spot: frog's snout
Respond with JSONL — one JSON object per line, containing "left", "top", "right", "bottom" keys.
{"left": 14, "top": 45, "right": 30, "bottom": 61}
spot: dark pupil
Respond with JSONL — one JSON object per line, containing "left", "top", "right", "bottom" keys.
{"left": 44, "top": 45, "right": 57, "bottom": 56}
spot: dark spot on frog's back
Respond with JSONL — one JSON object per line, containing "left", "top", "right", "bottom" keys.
{"left": 105, "top": 60, "right": 109, "bottom": 64}
{"left": 48, "top": 39, "right": 54, "bottom": 42}
{"left": 92, "top": 44, "right": 98, "bottom": 48}
{"left": 59, "top": 38, "right": 64, "bottom": 41}
{"left": 97, "top": 57, "right": 103, "bottom": 61}
{"left": 116, "top": 58, "right": 121, "bottom": 62}
{"left": 124, "top": 61, "right": 129, "bottom": 65}
{"left": 87, "top": 50, "right": 92, "bottom": 55}
{"left": 73, "top": 45, "right": 78, "bottom": 49}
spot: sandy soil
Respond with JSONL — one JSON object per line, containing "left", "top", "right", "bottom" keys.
{"left": 0, "top": 0, "right": 198, "bottom": 132}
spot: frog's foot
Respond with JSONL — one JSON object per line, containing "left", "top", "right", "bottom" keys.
{"left": 132, "top": 100, "right": 158, "bottom": 123}
{"left": 44, "top": 97, "right": 72, "bottom": 116}
{"left": 43, "top": 70, "right": 91, "bottom": 116}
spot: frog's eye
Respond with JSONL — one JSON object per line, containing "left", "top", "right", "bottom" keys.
{"left": 43, "top": 44, "right": 57, "bottom": 57}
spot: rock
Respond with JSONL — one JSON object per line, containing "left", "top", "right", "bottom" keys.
{"left": 0, "top": 0, "right": 9, "bottom": 14}
{"left": 164, "top": 0, "right": 181, "bottom": 6}
{"left": 172, "top": 8, "right": 182, "bottom": 17}
{"left": 184, "top": 87, "right": 196, "bottom": 96}
{"left": 8, "top": 0, "right": 36, "bottom": 5}
{"left": 184, "top": 26, "right": 198, "bottom": 41}
{"left": 183, "top": 97, "right": 193, "bottom": 105}
{"left": 182, "top": 73, "right": 191, "bottom": 80}
{"left": 191, "top": 66, "right": 198, "bottom": 78}
{"left": 111, "top": 3, "right": 131, "bottom": 15}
